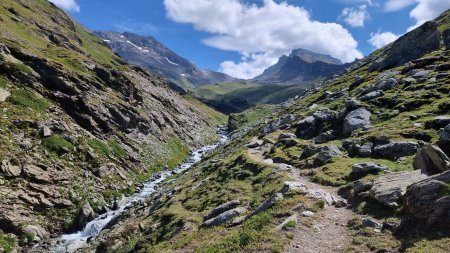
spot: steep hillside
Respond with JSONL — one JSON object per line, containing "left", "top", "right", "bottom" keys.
{"left": 0, "top": 0, "right": 223, "bottom": 250}
{"left": 78, "top": 10, "right": 450, "bottom": 253}
{"left": 252, "top": 48, "right": 351, "bottom": 85}
{"left": 95, "top": 31, "right": 238, "bottom": 90}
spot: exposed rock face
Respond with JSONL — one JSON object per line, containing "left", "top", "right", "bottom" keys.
{"left": 405, "top": 170, "right": 450, "bottom": 225}
{"left": 438, "top": 124, "right": 450, "bottom": 141}
{"left": 248, "top": 193, "right": 283, "bottom": 217}
{"left": 74, "top": 202, "right": 97, "bottom": 231}
{"left": 201, "top": 207, "right": 246, "bottom": 228}
{"left": 352, "top": 162, "right": 388, "bottom": 175}
{"left": 443, "top": 29, "right": 450, "bottom": 50}
{"left": 262, "top": 114, "right": 295, "bottom": 134}
{"left": 314, "top": 145, "right": 342, "bottom": 166}
{"left": 370, "top": 170, "right": 428, "bottom": 208}
{"left": 95, "top": 31, "right": 238, "bottom": 89}
{"left": 0, "top": 160, "right": 21, "bottom": 178}
{"left": 204, "top": 200, "right": 241, "bottom": 221}
{"left": 373, "top": 141, "right": 419, "bottom": 160}
{"left": 377, "top": 21, "right": 441, "bottom": 71}
{"left": 343, "top": 108, "right": 371, "bottom": 135}
{"left": 359, "top": 90, "right": 384, "bottom": 101}
{"left": 413, "top": 143, "right": 450, "bottom": 175}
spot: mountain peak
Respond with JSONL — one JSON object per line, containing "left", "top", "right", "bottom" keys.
{"left": 290, "top": 48, "right": 342, "bottom": 65}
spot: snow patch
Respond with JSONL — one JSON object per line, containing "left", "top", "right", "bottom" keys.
{"left": 165, "top": 57, "right": 178, "bottom": 66}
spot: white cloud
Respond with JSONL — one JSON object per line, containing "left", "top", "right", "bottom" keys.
{"left": 49, "top": 0, "right": 80, "bottom": 12}
{"left": 384, "top": 0, "right": 450, "bottom": 30}
{"left": 341, "top": 5, "right": 370, "bottom": 27}
{"left": 368, "top": 31, "right": 399, "bottom": 48}
{"left": 164, "top": 0, "right": 363, "bottom": 79}
{"left": 384, "top": 0, "right": 415, "bottom": 12}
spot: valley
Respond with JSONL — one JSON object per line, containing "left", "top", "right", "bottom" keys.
{"left": 0, "top": 1, "right": 450, "bottom": 253}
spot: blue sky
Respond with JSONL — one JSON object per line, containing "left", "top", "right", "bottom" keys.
{"left": 52, "top": 0, "right": 450, "bottom": 78}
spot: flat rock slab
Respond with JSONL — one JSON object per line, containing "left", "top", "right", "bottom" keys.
{"left": 370, "top": 170, "right": 428, "bottom": 208}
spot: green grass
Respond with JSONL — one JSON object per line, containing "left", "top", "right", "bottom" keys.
{"left": 7, "top": 61, "right": 33, "bottom": 75}
{"left": 87, "top": 138, "right": 111, "bottom": 157}
{"left": 7, "top": 89, "right": 50, "bottom": 112}
{"left": 228, "top": 105, "right": 275, "bottom": 131}
{"left": 0, "top": 233, "right": 15, "bottom": 253}
{"left": 406, "top": 238, "right": 450, "bottom": 253}
{"left": 108, "top": 139, "right": 126, "bottom": 159}
{"left": 282, "top": 220, "right": 296, "bottom": 230}
{"left": 42, "top": 134, "right": 73, "bottom": 154}
{"left": 0, "top": 77, "right": 7, "bottom": 88}
{"left": 184, "top": 95, "right": 227, "bottom": 125}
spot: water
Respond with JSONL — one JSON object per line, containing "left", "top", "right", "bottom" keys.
{"left": 37, "top": 129, "right": 228, "bottom": 252}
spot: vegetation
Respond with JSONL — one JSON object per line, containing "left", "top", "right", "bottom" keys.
{"left": 42, "top": 134, "right": 73, "bottom": 154}
{"left": 7, "top": 89, "right": 50, "bottom": 112}
{"left": 0, "top": 233, "right": 15, "bottom": 253}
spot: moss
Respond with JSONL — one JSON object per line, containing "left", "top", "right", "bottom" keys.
{"left": 42, "top": 134, "right": 73, "bottom": 154}
{"left": 7, "top": 89, "right": 50, "bottom": 112}
{"left": 108, "top": 139, "right": 126, "bottom": 159}
{"left": 282, "top": 220, "right": 296, "bottom": 231}
{"left": 0, "top": 233, "right": 16, "bottom": 253}
{"left": 438, "top": 182, "right": 450, "bottom": 197}
{"left": 7, "top": 61, "right": 33, "bottom": 75}
{"left": 87, "top": 138, "right": 111, "bottom": 157}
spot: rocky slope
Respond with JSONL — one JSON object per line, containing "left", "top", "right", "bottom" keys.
{"left": 252, "top": 48, "right": 351, "bottom": 85}
{"left": 76, "top": 10, "right": 450, "bottom": 253}
{"left": 0, "top": 0, "right": 224, "bottom": 251}
{"left": 94, "top": 31, "right": 239, "bottom": 90}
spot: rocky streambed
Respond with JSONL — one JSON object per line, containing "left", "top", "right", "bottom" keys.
{"left": 30, "top": 129, "right": 228, "bottom": 253}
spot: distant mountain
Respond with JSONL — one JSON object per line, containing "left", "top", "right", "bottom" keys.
{"left": 253, "top": 48, "right": 350, "bottom": 84}
{"left": 94, "top": 31, "right": 238, "bottom": 89}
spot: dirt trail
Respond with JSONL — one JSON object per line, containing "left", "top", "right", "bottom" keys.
{"left": 247, "top": 144, "right": 355, "bottom": 253}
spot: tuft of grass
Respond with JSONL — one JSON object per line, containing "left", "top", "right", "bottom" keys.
{"left": 108, "top": 139, "right": 126, "bottom": 159}
{"left": 0, "top": 233, "right": 16, "bottom": 253}
{"left": 42, "top": 134, "right": 73, "bottom": 154}
{"left": 406, "top": 238, "right": 450, "bottom": 253}
{"left": 87, "top": 138, "right": 111, "bottom": 157}
{"left": 0, "top": 77, "right": 7, "bottom": 88}
{"left": 7, "top": 61, "right": 33, "bottom": 75}
{"left": 7, "top": 89, "right": 50, "bottom": 112}
{"left": 282, "top": 220, "right": 296, "bottom": 231}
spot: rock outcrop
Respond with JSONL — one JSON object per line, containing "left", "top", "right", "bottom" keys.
{"left": 343, "top": 108, "right": 371, "bottom": 135}
{"left": 405, "top": 170, "right": 450, "bottom": 225}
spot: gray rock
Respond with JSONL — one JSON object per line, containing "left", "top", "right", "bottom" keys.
{"left": 301, "top": 145, "right": 321, "bottom": 160}
{"left": 314, "top": 130, "right": 336, "bottom": 144}
{"left": 352, "top": 162, "right": 388, "bottom": 175}
{"left": 377, "top": 21, "right": 441, "bottom": 70}
{"left": 426, "top": 116, "right": 450, "bottom": 129}
{"left": 375, "top": 78, "right": 398, "bottom": 90}
{"left": 248, "top": 193, "right": 283, "bottom": 217}
{"left": 354, "top": 180, "right": 373, "bottom": 193}
{"left": 370, "top": 170, "right": 428, "bottom": 208}
{"left": 0, "top": 88, "right": 10, "bottom": 102}
{"left": 334, "top": 199, "right": 348, "bottom": 208}
{"left": 343, "top": 108, "right": 371, "bottom": 135}
{"left": 438, "top": 124, "right": 450, "bottom": 141}
{"left": 23, "top": 164, "right": 51, "bottom": 183}
{"left": 40, "top": 126, "right": 52, "bottom": 137}
{"left": 280, "top": 181, "right": 307, "bottom": 193}
{"left": 360, "top": 90, "right": 385, "bottom": 101}
{"left": 312, "top": 109, "right": 338, "bottom": 123}
{"left": 405, "top": 170, "right": 450, "bottom": 225}
{"left": 202, "top": 207, "right": 246, "bottom": 228}
{"left": 345, "top": 98, "right": 361, "bottom": 110}
{"left": 302, "top": 211, "right": 315, "bottom": 217}
{"left": 246, "top": 140, "right": 263, "bottom": 148}
{"left": 443, "top": 28, "right": 450, "bottom": 50}
{"left": 295, "top": 116, "right": 317, "bottom": 138}
{"left": 362, "top": 217, "right": 382, "bottom": 229}
{"left": 413, "top": 144, "right": 450, "bottom": 175}
{"left": 276, "top": 214, "right": 297, "bottom": 230}
{"left": 75, "top": 201, "right": 97, "bottom": 230}
{"left": 359, "top": 142, "right": 373, "bottom": 157}
{"left": 279, "top": 133, "right": 297, "bottom": 140}
{"left": 262, "top": 114, "right": 295, "bottom": 134}
{"left": 0, "top": 160, "right": 21, "bottom": 178}
{"left": 204, "top": 200, "right": 241, "bottom": 221}
{"left": 19, "top": 138, "right": 33, "bottom": 150}
{"left": 23, "top": 225, "right": 49, "bottom": 241}
{"left": 412, "top": 70, "right": 430, "bottom": 79}
{"left": 314, "top": 145, "right": 342, "bottom": 166}
{"left": 374, "top": 141, "right": 419, "bottom": 160}
{"left": 305, "top": 189, "right": 335, "bottom": 206}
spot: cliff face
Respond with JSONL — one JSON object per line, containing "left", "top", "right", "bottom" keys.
{"left": 0, "top": 0, "right": 220, "bottom": 244}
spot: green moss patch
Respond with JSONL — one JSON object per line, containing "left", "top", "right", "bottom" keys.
{"left": 7, "top": 89, "right": 50, "bottom": 112}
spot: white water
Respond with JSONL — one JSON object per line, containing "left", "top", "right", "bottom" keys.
{"left": 45, "top": 130, "right": 228, "bottom": 252}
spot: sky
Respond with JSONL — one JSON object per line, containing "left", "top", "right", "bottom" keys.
{"left": 50, "top": 0, "right": 450, "bottom": 79}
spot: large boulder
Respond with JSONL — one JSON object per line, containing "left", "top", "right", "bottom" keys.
{"left": 352, "top": 162, "right": 388, "bottom": 175}
{"left": 438, "top": 124, "right": 450, "bottom": 141}
{"left": 404, "top": 170, "right": 450, "bottom": 225}
{"left": 374, "top": 141, "right": 419, "bottom": 160}
{"left": 343, "top": 108, "right": 371, "bottom": 135}
{"left": 314, "top": 145, "right": 342, "bottom": 166}
{"left": 295, "top": 116, "right": 317, "bottom": 138}
{"left": 370, "top": 170, "right": 428, "bottom": 208}
{"left": 262, "top": 114, "right": 295, "bottom": 134}
{"left": 201, "top": 207, "right": 246, "bottom": 228}
{"left": 359, "top": 90, "right": 384, "bottom": 101}
{"left": 413, "top": 144, "right": 450, "bottom": 175}
{"left": 0, "top": 160, "right": 21, "bottom": 178}
{"left": 425, "top": 116, "right": 450, "bottom": 130}
{"left": 377, "top": 21, "right": 441, "bottom": 71}
{"left": 204, "top": 200, "right": 241, "bottom": 221}
{"left": 74, "top": 201, "right": 97, "bottom": 231}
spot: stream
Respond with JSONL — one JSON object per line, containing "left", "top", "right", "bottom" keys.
{"left": 33, "top": 128, "right": 228, "bottom": 253}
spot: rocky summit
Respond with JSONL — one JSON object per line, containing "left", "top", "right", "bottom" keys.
{"left": 1, "top": 1, "right": 450, "bottom": 253}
